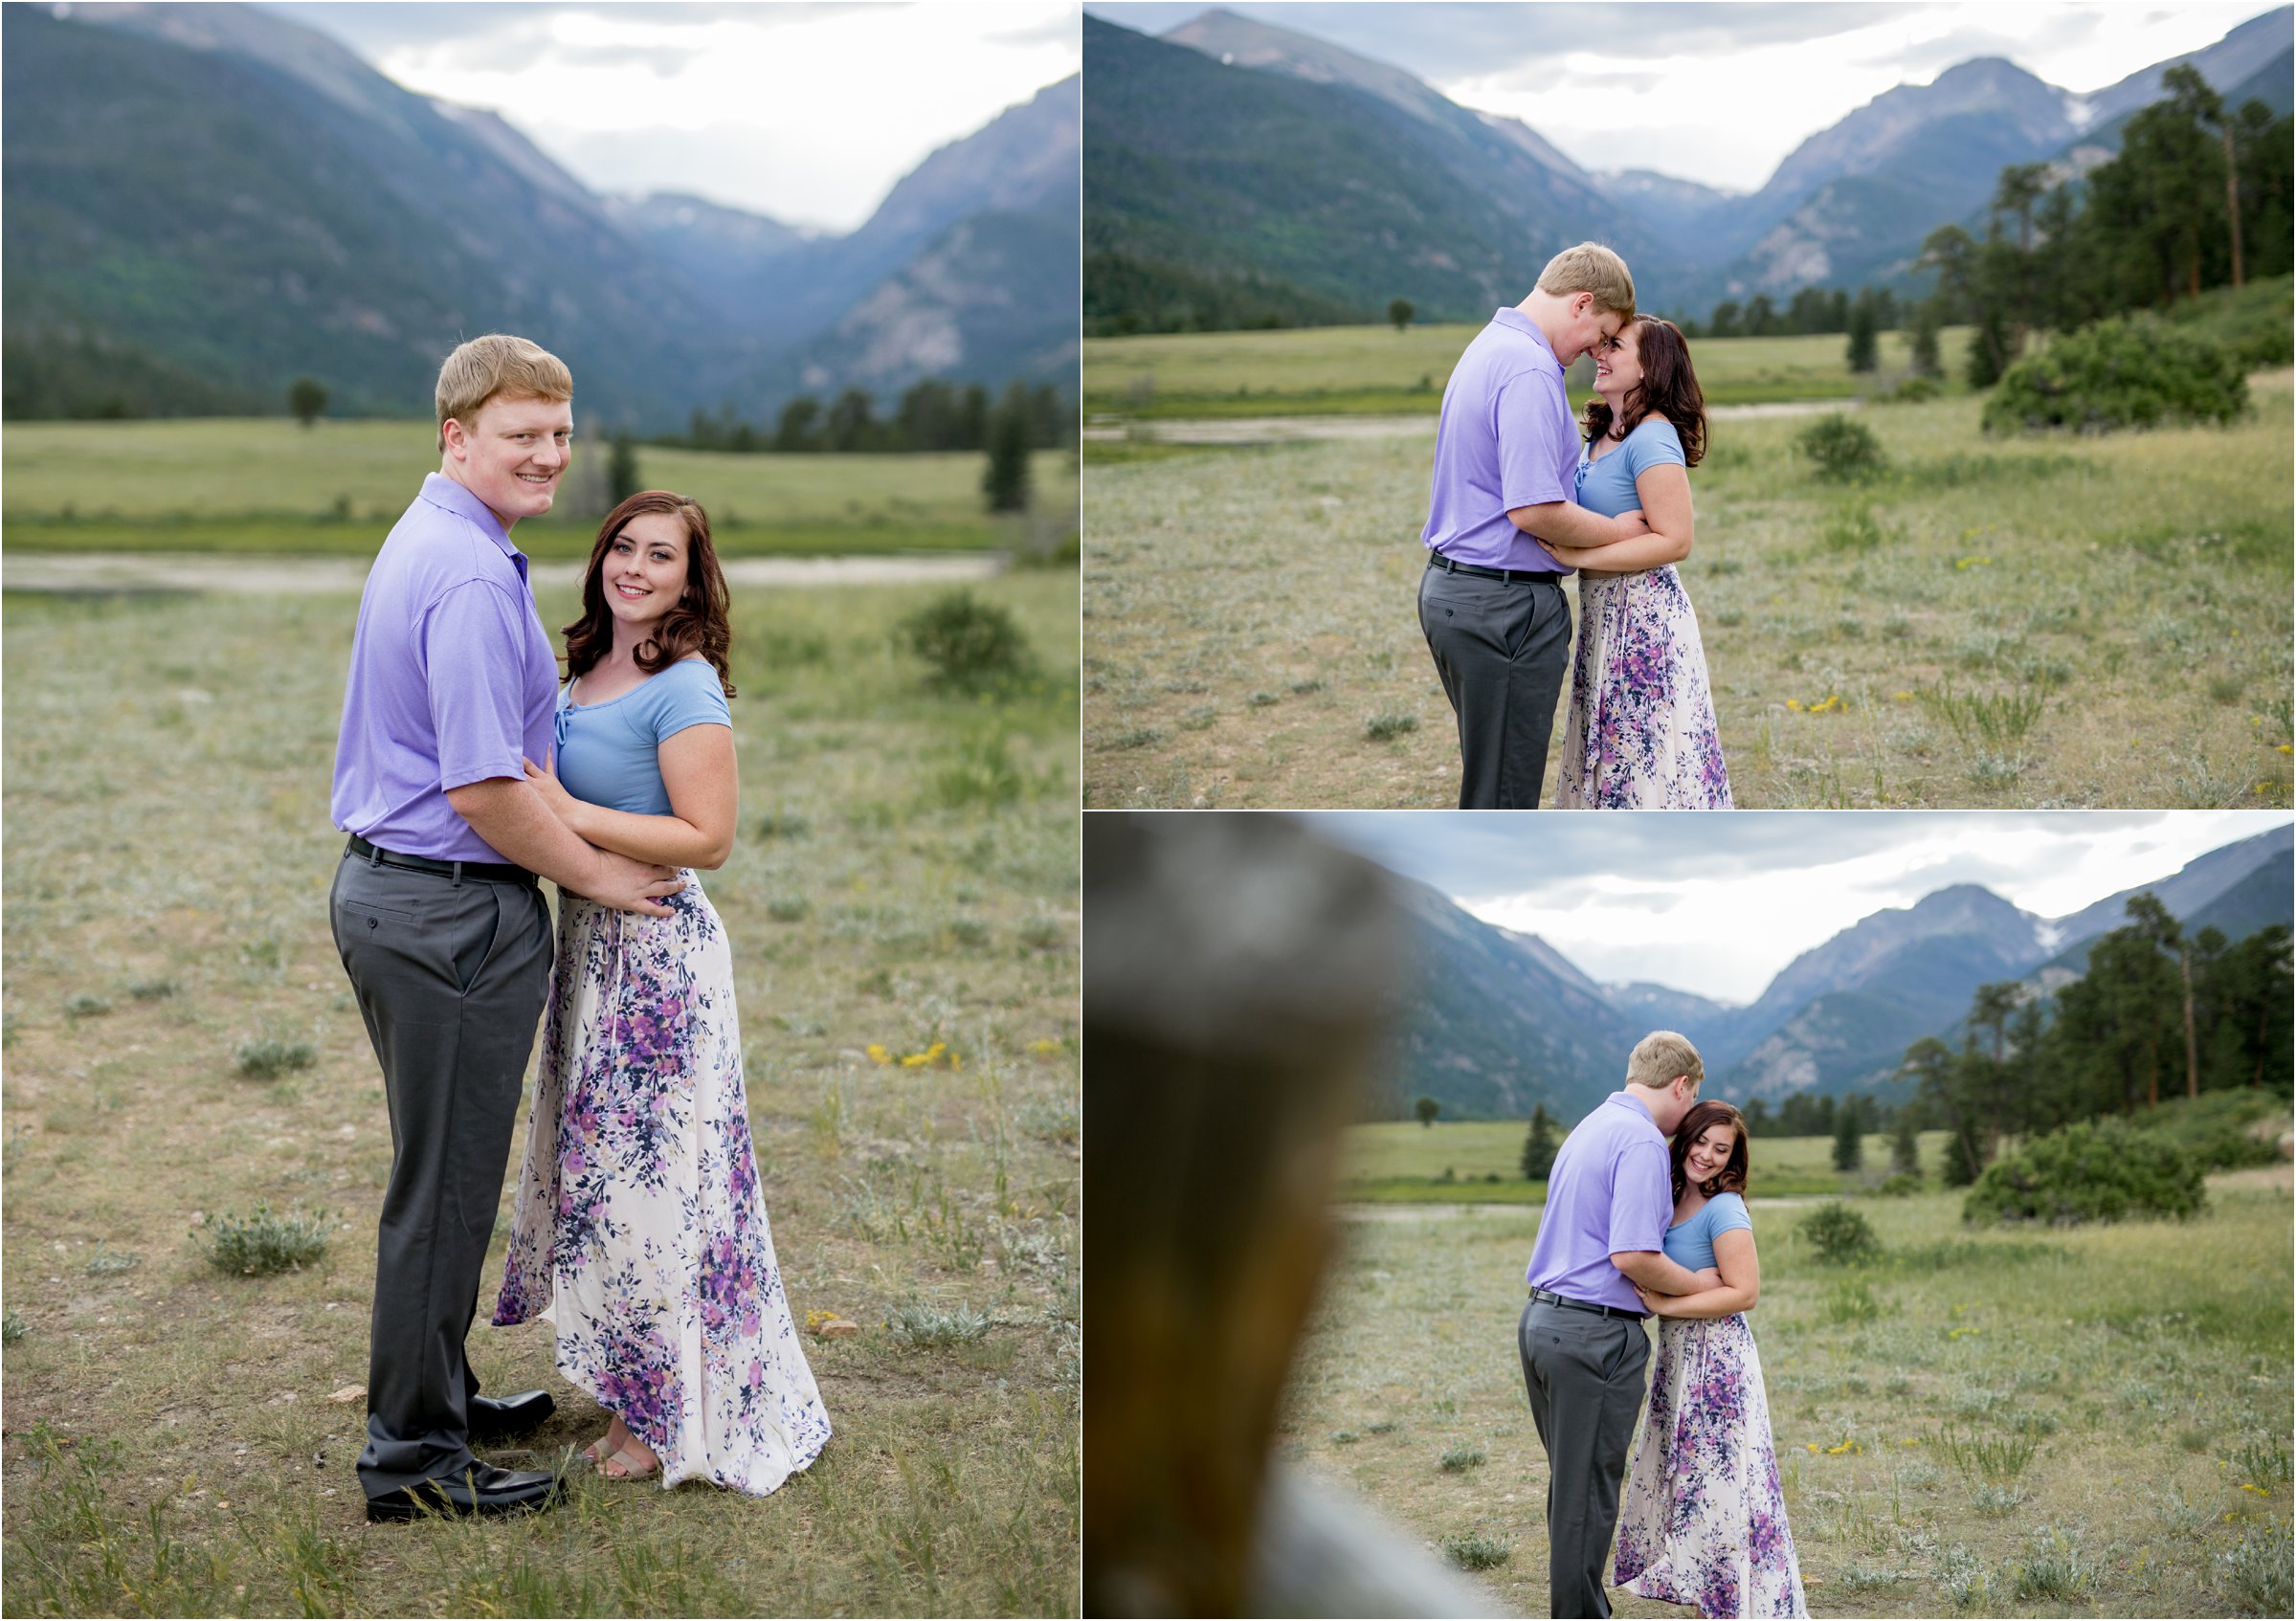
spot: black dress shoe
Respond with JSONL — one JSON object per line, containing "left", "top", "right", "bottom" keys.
{"left": 468, "top": 1388, "right": 555, "bottom": 1440}
{"left": 366, "top": 1463, "right": 562, "bottom": 1522}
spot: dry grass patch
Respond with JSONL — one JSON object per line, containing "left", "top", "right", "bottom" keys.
{"left": 2, "top": 573, "right": 1079, "bottom": 1616}
{"left": 1083, "top": 383, "right": 2292, "bottom": 809}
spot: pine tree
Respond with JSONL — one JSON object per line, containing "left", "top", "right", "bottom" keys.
{"left": 1890, "top": 1110, "right": 1921, "bottom": 1179}
{"left": 1832, "top": 1096, "right": 1864, "bottom": 1172}
{"left": 1520, "top": 1104, "right": 1560, "bottom": 1180}
{"left": 608, "top": 430, "right": 641, "bottom": 506}
{"left": 983, "top": 383, "right": 1033, "bottom": 514}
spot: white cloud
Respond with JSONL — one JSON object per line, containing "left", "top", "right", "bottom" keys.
{"left": 1307, "top": 810, "right": 2288, "bottom": 1003}
{"left": 1094, "top": 2, "right": 2275, "bottom": 192}
{"left": 278, "top": 3, "right": 1080, "bottom": 230}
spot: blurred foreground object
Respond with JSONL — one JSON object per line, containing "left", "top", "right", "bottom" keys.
{"left": 1083, "top": 813, "right": 1497, "bottom": 1618}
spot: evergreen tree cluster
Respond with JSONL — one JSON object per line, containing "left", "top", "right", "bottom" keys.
{"left": 1900, "top": 900, "right": 2291, "bottom": 1186}
{"left": 1919, "top": 69, "right": 2292, "bottom": 390}
{"left": 669, "top": 378, "right": 1072, "bottom": 457}
{"left": 1687, "top": 285, "right": 1900, "bottom": 342}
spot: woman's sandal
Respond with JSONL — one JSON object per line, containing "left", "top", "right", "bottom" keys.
{"left": 579, "top": 1435, "right": 616, "bottom": 1465}
{"left": 599, "top": 1445, "right": 660, "bottom": 1481}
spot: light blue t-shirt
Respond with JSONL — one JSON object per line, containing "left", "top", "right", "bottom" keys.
{"left": 553, "top": 656, "right": 731, "bottom": 816}
{"left": 1574, "top": 416, "right": 1686, "bottom": 520}
{"left": 1661, "top": 1191, "right": 1751, "bottom": 1273}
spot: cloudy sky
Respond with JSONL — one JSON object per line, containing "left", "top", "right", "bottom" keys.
{"left": 1304, "top": 811, "right": 2292, "bottom": 1003}
{"left": 1088, "top": 2, "right": 2274, "bottom": 190}
{"left": 264, "top": 2, "right": 1080, "bottom": 231}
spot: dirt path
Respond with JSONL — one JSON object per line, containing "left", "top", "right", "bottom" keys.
{"left": 0, "top": 550, "right": 1006, "bottom": 594}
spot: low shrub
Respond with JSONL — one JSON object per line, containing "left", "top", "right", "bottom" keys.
{"left": 895, "top": 590, "right": 1037, "bottom": 694}
{"left": 1796, "top": 413, "right": 1888, "bottom": 482}
{"left": 1440, "top": 1532, "right": 1512, "bottom": 1571}
{"left": 1982, "top": 314, "right": 2247, "bottom": 434}
{"left": 1798, "top": 1201, "right": 1880, "bottom": 1263}
{"left": 199, "top": 1202, "right": 331, "bottom": 1276}
{"left": 1963, "top": 1118, "right": 2204, "bottom": 1226}
{"left": 883, "top": 1300, "right": 992, "bottom": 1346}
{"left": 1438, "top": 1443, "right": 1487, "bottom": 1473}
{"left": 235, "top": 1038, "right": 315, "bottom": 1079}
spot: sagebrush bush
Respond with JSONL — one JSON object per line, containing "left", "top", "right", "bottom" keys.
{"left": 1795, "top": 414, "right": 1887, "bottom": 482}
{"left": 1799, "top": 1200, "right": 1880, "bottom": 1263}
{"left": 199, "top": 1202, "right": 331, "bottom": 1276}
{"left": 883, "top": 1300, "right": 991, "bottom": 1346}
{"left": 1440, "top": 1531, "right": 1512, "bottom": 1571}
{"left": 896, "top": 590, "right": 1037, "bottom": 693}
{"left": 235, "top": 1038, "right": 316, "bottom": 1079}
{"left": 1982, "top": 314, "right": 2248, "bottom": 434}
{"left": 1963, "top": 1117, "right": 2204, "bottom": 1226}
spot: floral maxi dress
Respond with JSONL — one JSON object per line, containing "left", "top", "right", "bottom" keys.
{"left": 493, "top": 878, "right": 833, "bottom": 1494}
{"left": 1553, "top": 416, "right": 1732, "bottom": 808}
{"left": 1612, "top": 1311, "right": 1808, "bottom": 1618}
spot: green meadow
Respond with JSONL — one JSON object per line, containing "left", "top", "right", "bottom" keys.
{"left": 1081, "top": 370, "right": 2294, "bottom": 810}
{"left": 1084, "top": 325, "right": 1976, "bottom": 419}
{"left": 0, "top": 573, "right": 1080, "bottom": 1616}
{"left": 2, "top": 418, "right": 1079, "bottom": 558}
{"left": 1287, "top": 1137, "right": 2294, "bottom": 1616}
{"left": 1341, "top": 1122, "right": 1954, "bottom": 1204}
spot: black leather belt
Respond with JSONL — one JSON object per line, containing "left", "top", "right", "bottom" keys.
{"left": 1529, "top": 1287, "right": 1646, "bottom": 1321}
{"left": 1428, "top": 552, "right": 1562, "bottom": 585}
{"left": 346, "top": 834, "right": 534, "bottom": 887}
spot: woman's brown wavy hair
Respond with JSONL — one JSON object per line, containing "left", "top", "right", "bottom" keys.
{"left": 1669, "top": 1099, "right": 1750, "bottom": 1205}
{"left": 563, "top": 490, "right": 735, "bottom": 698}
{"left": 1582, "top": 315, "right": 1707, "bottom": 468}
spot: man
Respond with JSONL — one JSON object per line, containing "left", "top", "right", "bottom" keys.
{"left": 1419, "top": 243, "right": 1651, "bottom": 808}
{"left": 1518, "top": 1032, "right": 1715, "bottom": 1618}
{"left": 330, "top": 334, "right": 685, "bottom": 1522}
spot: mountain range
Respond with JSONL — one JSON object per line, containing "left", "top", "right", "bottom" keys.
{"left": 2, "top": 3, "right": 1079, "bottom": 427}
{"left": 1084, "top": 6, "right": 2292, "bottom": 322}
{"left": 1378, "top": 827, "right": 2293, "bottom": 1121}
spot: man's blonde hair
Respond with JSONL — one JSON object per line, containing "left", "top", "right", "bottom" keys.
{"left": 1536, "top": 242, "right": 1636, "bottom": 320}
{"left": 435, "top": 334, "right": 572, "bottom": 452}
{"left": 1626, "top": 1030, "right": 1704, "bottom": 1089}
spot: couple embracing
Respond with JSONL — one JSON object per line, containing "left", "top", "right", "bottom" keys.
{"left": 1520, "top": 1033, "right": 1806, "bottom": 1619}
{"left": 330, "top": 334, "right": 831, "bottom": 1520}
{"left": 1420, "top": 243, "right": 1730, "bottom": 810}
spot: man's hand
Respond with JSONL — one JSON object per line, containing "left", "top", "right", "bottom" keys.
{"left": 1610, "top": 508, "right": 1651, "bottom": 543}
{"left": 446, "top": 776, "right": 684, "bottom": 916}
{"left": 578, "top": 849, "right": 686, "bottom": 916}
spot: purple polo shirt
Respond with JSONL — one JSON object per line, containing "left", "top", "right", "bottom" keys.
{"left": 330, "top": 474, "right": 559, "bottom": 863}
{"left": 1420, "top": 307, "right": 1578, "bottom": 572}
{"left": 1524, "top": 1092, "right": 1674, "bottom": 1313}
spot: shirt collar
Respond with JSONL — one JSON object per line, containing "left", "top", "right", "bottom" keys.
{"left": 1607, "top": 1091, "right": 1656, "bottom": 1125}
{"left": 418, "top": 473, "right": 524, "bottom": 571}
{"left": 1491, "top": 306, "right": 1560, "bottom": 365}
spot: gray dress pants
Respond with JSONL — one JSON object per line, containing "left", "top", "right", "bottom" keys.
{"left": 1518, "top": 1297, "right": 1653, "bottom": 1620}
{"left": 1417, "top": 561, "right": 1572, "bottom": 809}
{"left": 331, "top": 848, "right": 553, "bottom": 1497}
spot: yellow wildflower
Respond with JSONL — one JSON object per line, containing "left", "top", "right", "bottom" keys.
{"left": 865, "top": 1044, "right": 892, "bottom": 1065}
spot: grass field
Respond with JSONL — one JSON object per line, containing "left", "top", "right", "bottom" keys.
{"left": 0, "top": 573, "right": 1080, "bottom": 1615}
{"left": 1282, "top": 1170, "right": 2294, "bottom": 1616}
{"left": 1342, "top": 1123, "right": 1951, "bottom": 1203}
{"left": 1082, "top": 373, "right": 2294, "bottom": 809}
{"left": 1083, "top": 326, "right": 1977, "bottom": 420}
{"left": 1, "top": 419, "right": 1080, "bottom": 559}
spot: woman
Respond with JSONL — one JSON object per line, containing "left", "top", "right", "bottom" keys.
{"left": 1614, "top": 1100, "right": 1806, "bottom": 1619}
{"left": 1544, "top": 317, "right": 1732, "bottom": 808}
{"left": 492, "top": 490, "right": 833, "bottom": 1492}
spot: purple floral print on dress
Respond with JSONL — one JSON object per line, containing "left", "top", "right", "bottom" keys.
{"left": 1554, "top": 562, "right": 1733, "bottom": 809}
{"left": 493, "top": 875, "right": 833, "bottom": 1495}
{"left": 1615, "top": 1308, "right": 1807, "bottom": 1618}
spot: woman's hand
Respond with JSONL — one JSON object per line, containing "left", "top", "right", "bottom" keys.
{"left": 522, "top": 755, "right": 583, "bottom": 831}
